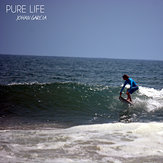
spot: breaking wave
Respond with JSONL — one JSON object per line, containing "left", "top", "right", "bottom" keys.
{"left": 0, "top": 82, "right": 163, "bottom": 125}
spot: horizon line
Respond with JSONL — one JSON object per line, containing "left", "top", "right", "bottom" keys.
{"left": 0, "top": 53, "right": 162, "bottom": 62}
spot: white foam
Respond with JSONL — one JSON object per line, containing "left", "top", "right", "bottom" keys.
{"left": 0, "top": 122, "right": 163, "bottom": 162}
{"left": 135, "top": 86, "right": 163, "bottom": 112}
{"left": 121, "top": 83, "right": 130, "bottom": 89}
{"left": 138, "top": 86, "right": 163, "bottom": 98}
{"left": 8, "top": 81, "right": 47, "bottom": 86}
{"left": 68, "top": 123, "right": 163, "bottom": 159}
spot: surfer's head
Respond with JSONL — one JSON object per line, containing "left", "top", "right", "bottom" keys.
{"left": 123, "top": 74, "right": 129, "bottom": 80}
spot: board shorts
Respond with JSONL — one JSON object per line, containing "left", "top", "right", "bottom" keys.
{"left": 128, "top": 86, "right": 139, "bottom": 94}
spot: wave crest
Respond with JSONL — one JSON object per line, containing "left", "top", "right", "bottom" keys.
{"left": 136, "top": 86, "right": 163, "bottom": 112}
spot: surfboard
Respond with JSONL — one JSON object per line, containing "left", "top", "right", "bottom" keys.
{"left": 119, "top": 96, "right": 133, "bottom": 105}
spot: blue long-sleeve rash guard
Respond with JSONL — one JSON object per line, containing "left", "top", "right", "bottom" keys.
{"left": 120, "top": 78, "right": 138, "bottom": 93}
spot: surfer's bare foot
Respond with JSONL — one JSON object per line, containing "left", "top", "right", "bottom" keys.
{"left": 127, "top": 98, "right": 132, "bottom": 102}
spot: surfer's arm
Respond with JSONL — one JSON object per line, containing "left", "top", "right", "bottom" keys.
{"left": 120, "top": 81, "right": 127, "bottom": 94}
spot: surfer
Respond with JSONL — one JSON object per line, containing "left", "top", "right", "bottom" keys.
{"left": 120, "top": 74, "right": 138, "bottom": 102}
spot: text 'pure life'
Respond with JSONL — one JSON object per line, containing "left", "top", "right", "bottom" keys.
{"left": 6, "top": 5, "right": 45, "bottom": 14}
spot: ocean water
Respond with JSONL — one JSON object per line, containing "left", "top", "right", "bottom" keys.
{"left": 0, "top": 55, "right": 163, "bottom": 163}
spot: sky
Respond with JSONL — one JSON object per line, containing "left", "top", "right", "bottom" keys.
{"left": 0, "top": 0, "right": 163, "bottom": 60}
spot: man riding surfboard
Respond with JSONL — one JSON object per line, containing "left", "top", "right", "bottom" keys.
{"left": 120, "top": 74, "right": 139, "bottom": 102}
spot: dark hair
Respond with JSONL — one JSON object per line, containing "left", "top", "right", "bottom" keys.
{"left": 123, "top": 74, "right": 129, "bottom": 79}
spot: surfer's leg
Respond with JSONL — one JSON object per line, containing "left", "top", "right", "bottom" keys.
{"left": 129, "top": 86, "right": 139, "bottom": 94}
{"left": 127, "top": 86, "right": 138, "bottom": 102}
{"left": 126, "top": 90, "right": 132, "bottom": 102}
